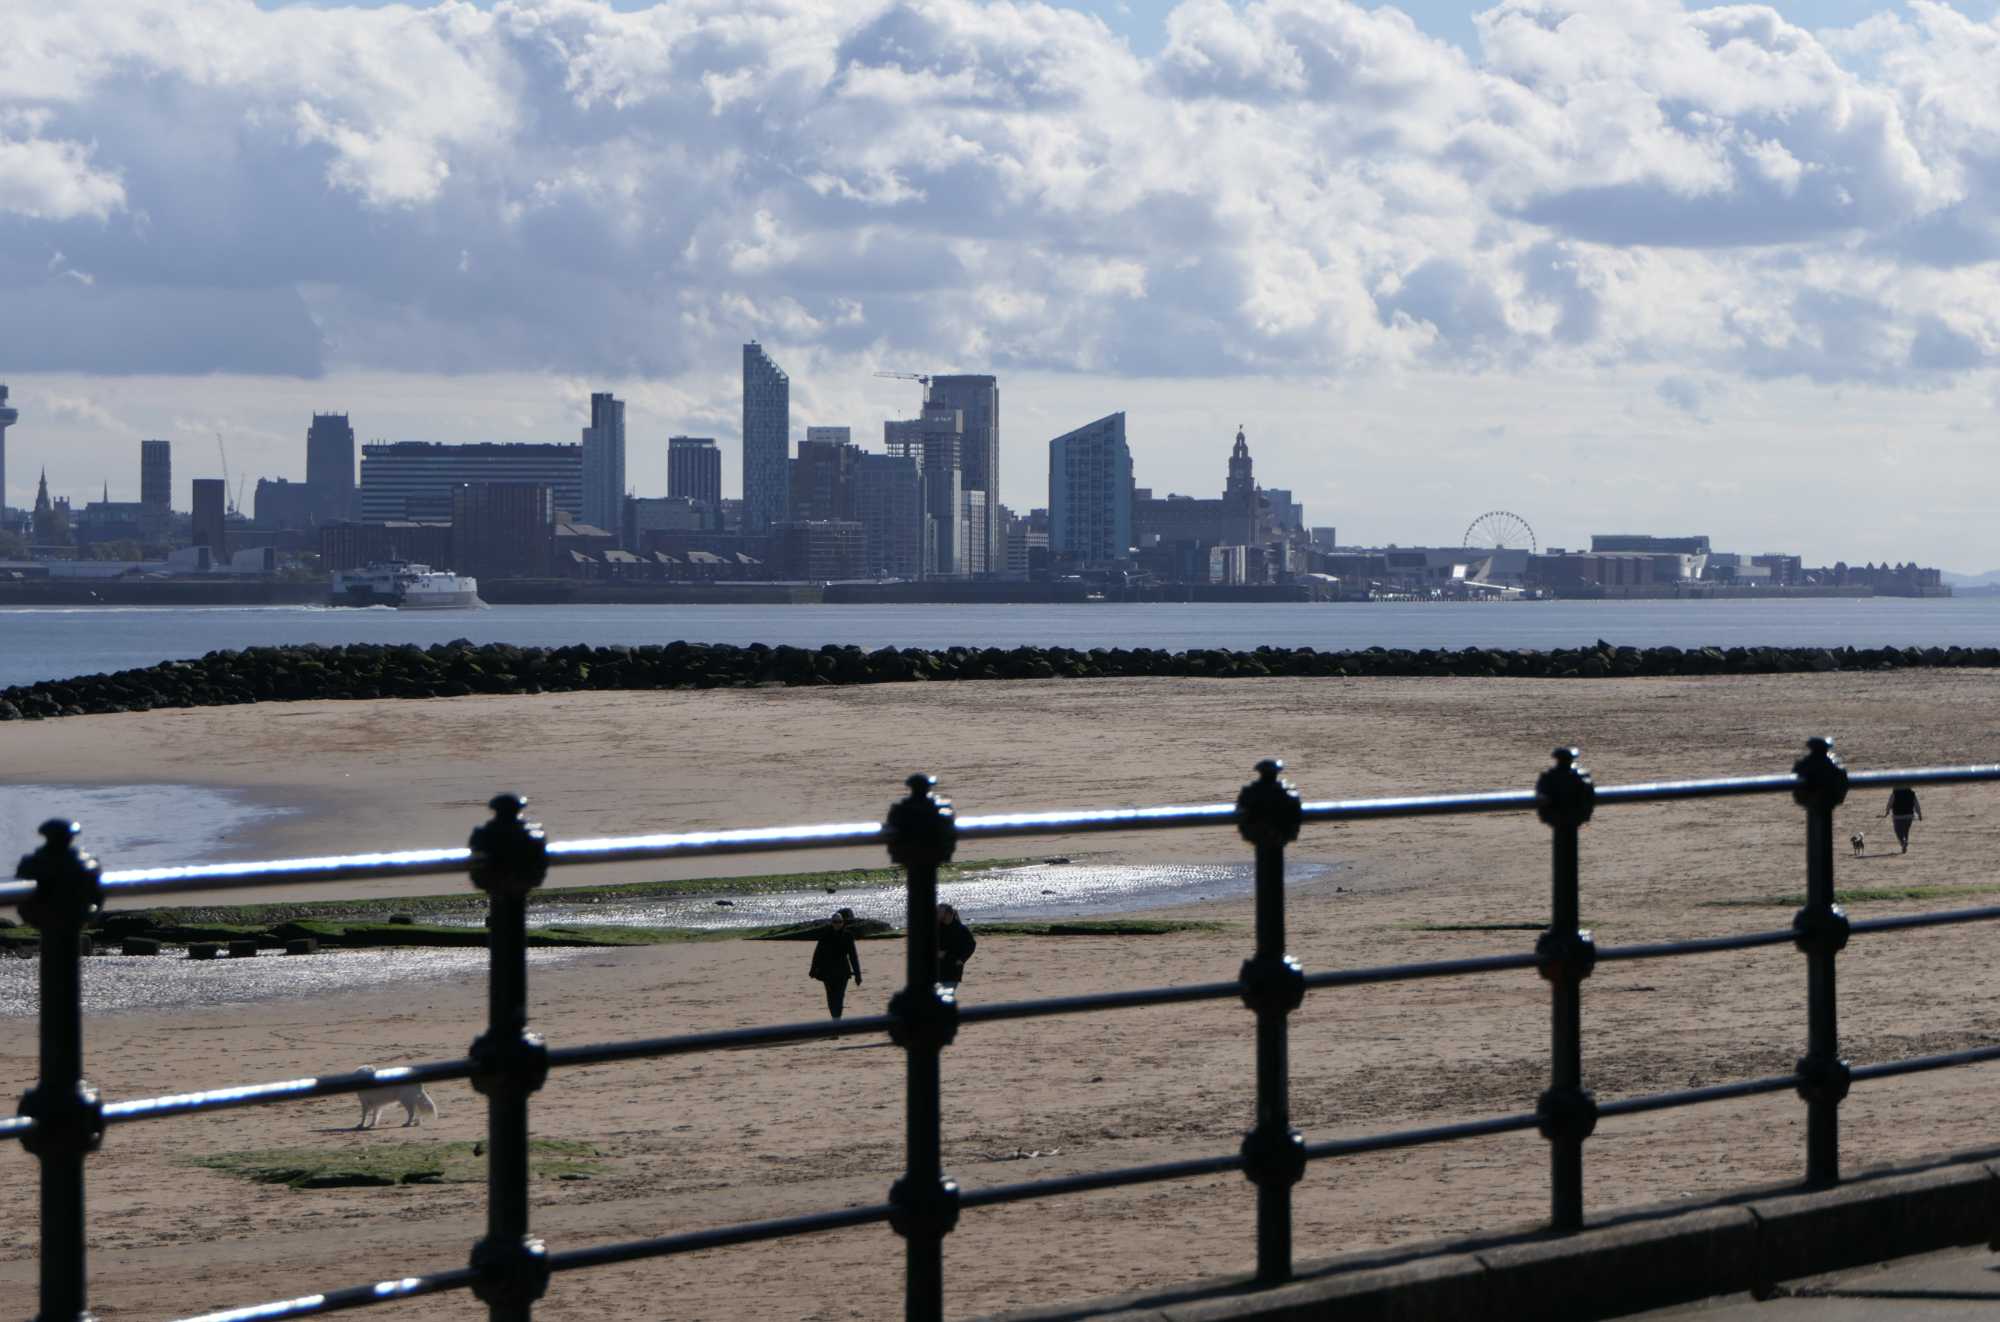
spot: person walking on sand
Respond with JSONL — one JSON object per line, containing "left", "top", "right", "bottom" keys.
{"left": 809, "top": 910, "right": 862, "bottom": 1019}
{"left": 938, "top": 903, "right": 977, "bottom": 994}
{"left": 1883, "top": 784, "right": 1923, "bottom": 854}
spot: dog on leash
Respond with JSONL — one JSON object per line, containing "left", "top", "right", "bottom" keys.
{"left": 354, "top": 1068, "right": 439, "bottom": 1129}
{"left": 1850, "top": 831, "right": 1865, "bottom": 856}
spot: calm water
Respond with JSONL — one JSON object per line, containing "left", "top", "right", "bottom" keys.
{"left": 3, "top": 598, "right": 1998, "bottom": 689}
{"left": 0, "top": 783, "right": 295, "bottom": 868}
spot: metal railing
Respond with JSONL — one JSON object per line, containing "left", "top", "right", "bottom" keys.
{"left": 6, "top": 737, "right": 2000, "bottom": 1321}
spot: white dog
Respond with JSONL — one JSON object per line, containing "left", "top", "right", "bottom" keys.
{"left": 354, "top": 1069, "right": 439, "bottom": 1129}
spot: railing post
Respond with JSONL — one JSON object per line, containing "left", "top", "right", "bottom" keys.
{"left": 885, "top": 773, "right": 960, "bottom": 1322}
{"left": 1235, "top": 759, "right": 1306, "bottom": 1285}
{"left": 1791, "top": 737, "right": 1851, "bottom": 1188}
{"left": 467, "top": 794, "right": 552, "bottom": 1321}
{"left": 1534, "top": 747, "right": 1598, "bottom": 1232}
{"left": 17, "top": 820, "right": 104, "bottom": 1322}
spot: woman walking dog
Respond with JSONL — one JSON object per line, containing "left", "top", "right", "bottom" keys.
{"left": 1883, "top": 783, "right": 1923, "bottom": 854}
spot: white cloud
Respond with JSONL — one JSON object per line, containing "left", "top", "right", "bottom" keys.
{"left": 0, "top": 0, "right": 1994, "bottom": 396}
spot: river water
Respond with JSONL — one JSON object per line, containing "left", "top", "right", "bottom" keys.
{"left": 3, "top": 597, "right": 1998, "bottom": 690}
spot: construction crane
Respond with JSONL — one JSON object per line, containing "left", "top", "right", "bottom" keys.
{"left": 874, "top": 370, "right": 931, "bottom": 389}
{"left": 215, "top": 431, "right": 244, "bottom": 515}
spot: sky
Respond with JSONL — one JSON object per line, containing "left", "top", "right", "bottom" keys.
{"left": 5, "top": 0, "right": 2000, "bottom": 568}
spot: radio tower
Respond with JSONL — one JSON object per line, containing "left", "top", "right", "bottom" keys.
{"left": 0, "top": 385, "right": 17, "bottom": 516}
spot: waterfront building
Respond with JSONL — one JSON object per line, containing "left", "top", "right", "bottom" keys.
{"left": 191, "top": 478, "right": 227, "bottom": 557}
{"left": 141, "top": 439, "right": 172, "bottom": 511}
{"left": 359, "top": 442, "right": 581, "bottom": 523}
{"left": 306, "top": 413, "right": 357, "bottom": 525}
{"left": 624, "top": 496, "right": 719, "bottom": 550}
{"left": 887, "top": 404, "right": 966, "bottom": 575}
{"left": 452, "top": 481, "right": 554, "bottom": 580}
{"left": 775, "top": 519, "right": 866, "bottom": 580}
{"left": 580, "top": 392, "right": 626, "bottom": 535}
{"left": 253, "top": 477, "right": 315, "bottom": 531}
{"left": 1048, "top": 413, "right": 1132, "bottom": 564}
{"left": 1132, "top": 427, "right": 1263, "bottom": 562}
{"left": 742, "top": 342, "right": 791, "bottom": 532}
{"left": 319, "top": 520, "right": 453, "bottom": 572}
{"left": 31, "top": 471, "right": 72, "bottom": 548}
{"left": 852, "top": 452, "right": 924, "bottom": 579}
{"left": 999, "top": 505, "right": 1049, "bottom": 578}
{"left": 668, "top": 436, "right": 722, "bottom": 507}
{"left": 1591, "top": 534, "right": 1712, "bottom": 556}
{"left": 927, "top": 376, "right": 998, "bottom": 573}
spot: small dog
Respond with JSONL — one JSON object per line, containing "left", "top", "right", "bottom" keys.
{"left": 354, "top": 1068, "right": 439, "bottom": 1130}
{"left": 1850, "top": 832, "right": 1865, "bottom": 856}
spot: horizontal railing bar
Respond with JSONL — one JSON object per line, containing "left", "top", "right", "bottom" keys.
{"left": 1299, "top": 789, "right": 1537, "bottom": 820}
{"left": 1595, "top": 929, "right": 1798, "bottom": 962}
{"left": 1304, "top": 951, "right": 1541, "bottom": 988}
{"left": 173, "top": 1266, "right": 480, "bottom": 1322}
{"left": 1850, "top": 1043, "right": 2000, "bottom": 1082}
{"left": 547, "top": 1203, "right": 896, "bottom": 1273}
{"left": 104, "top": 1060, "right": 478, "bottom": 1125}
{"left": 1597, "top": 1073, "right": 1801, "bottom": 1118}
{"left": 1849, "top": 905, "right": 2000, "bottom": 936}
{"left": 1304, "top": 1110, "right": 1542, "bottom": 1161}
{"left": 2, "top": 760, "right": 1988, "bottom": 906}
{"left": 956, "top": 980, "right": 1244, "bottom": 1024}
{"left": 546, "top": 1014, "right": 895, "bottom": 1068}
{"left": 1595, "top": 773, "right": 1803, "bottom": 805}
{"left": 1847, "top": 765, "right": 2000, "bottom": 790}
{"left": 0, "top": 1114, "right": 35, "bottom": 1143}
{"left": 958, "top": 1151, "right": 1246, "bottom": 1209}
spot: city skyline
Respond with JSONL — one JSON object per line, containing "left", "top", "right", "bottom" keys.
{"left": 5, "top": 2, "right": 2000, "bottom": 566}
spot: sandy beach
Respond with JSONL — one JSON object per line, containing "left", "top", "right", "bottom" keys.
{"left": 4, "top": 671, "right": 2000, "bottom": 1319}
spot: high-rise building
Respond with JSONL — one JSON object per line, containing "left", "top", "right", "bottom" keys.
{"left": 580, "top": 392, "right": 626, "bottom": 534}
{"left": 668, "top": 436, "right": 722, "bottom": 506}
{"left": 0, "top": 386, "right": 16, "bottom": 516}
{"left": 742, "top": 342, "right": 791, "bottom": 531}
{"left": 306, "top": 413, "right": 357, "bottom": 524}
{"left": 887, "top": 404, "right": 965, "bottom": 575}
{"left": 791, "top": 435, "right": 860, "bottom": 523}
{"left": 927, "top": 376, "right": 998, "bottom": 573}
{"left": 852, "top": 453, "right": 924, "bottom": 579}
{"left": 1048, "top": 413, "right": 1132, "bottom": 564}
{"left": 359, "top": 442, "right": 582, "bottom": 523}
{"left": 451, "top": 482, "right": 554, "bottom": 580}
{"left": 141, "top": 439, "right": 172, "bottom": 511}
{"left": 253, "top": 477, "right": 315, "bottom": 531}
{"left": 191, "top": 477, "right": 228, "bottom": 558}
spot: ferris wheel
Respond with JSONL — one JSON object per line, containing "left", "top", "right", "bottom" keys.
{"left": 1463, "top": 510, "right": 1537, "bottom": 554}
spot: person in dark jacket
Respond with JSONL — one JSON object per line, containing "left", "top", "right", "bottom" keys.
{"left": 1883, "top": 784, "right": 1923, "bottom": 854}
{"left": 938, "top": 903, "right": 977, "bottom": 991}
{"left": 809, "top": 910, "right": 862, "bottom": 1018}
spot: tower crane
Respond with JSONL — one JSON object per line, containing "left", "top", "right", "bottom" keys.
{"left": 874, "top": 370, "right": 932, "bottom": 389}
{"left": 215, "top": 431, "right": 244, "bottom": 516}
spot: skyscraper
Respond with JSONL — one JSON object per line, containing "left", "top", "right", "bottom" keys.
{"left": 0, "top": 386, "right": 16, "bottom": 514}
{"left": 852, "top": 453, "right": 924, "bottom": 578}
{"left": 141, "top": 439, "right": 172, "bottom": 511}
{"left": 887, "top": 404, "right": 965, "bottom": 575}
{"left": 191, "top": 477, "right": 227, "bottom": 559}
{"left": 1048, "top": 413, "right": 1132, "bottom": 564}
{"left": 668, "top": 436, "right": 722, "bottom": 506}
{"left": 580, "top": 392, "right": 626, "bottom": 533}
{"left": 927, "top": 375, "right": 998, "bottom": 573}
{"left": 306, "top": 413, "right": 356, "bottom": 524}
{"left": 791, "top": 434, "right": 859, "bottom": 522}
{"left": 742, "top": 342, "right": 790, "bottom": 531}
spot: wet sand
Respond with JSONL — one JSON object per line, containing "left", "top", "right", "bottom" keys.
{"left": 3, "top": 671, "right": 2000, "bottom": 1319}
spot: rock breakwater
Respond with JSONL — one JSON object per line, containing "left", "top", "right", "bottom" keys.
{"left": 1, "top": 640, "right": 1995, "bottom": 720}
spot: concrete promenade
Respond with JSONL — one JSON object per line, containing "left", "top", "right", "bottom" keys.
{"left": 1639, "top": 1247, "right": 2000, "bottom": 1318}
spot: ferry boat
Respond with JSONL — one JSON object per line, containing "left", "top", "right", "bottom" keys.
{"left": 330, "top": 562, "right": 483, "bottom": 610}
